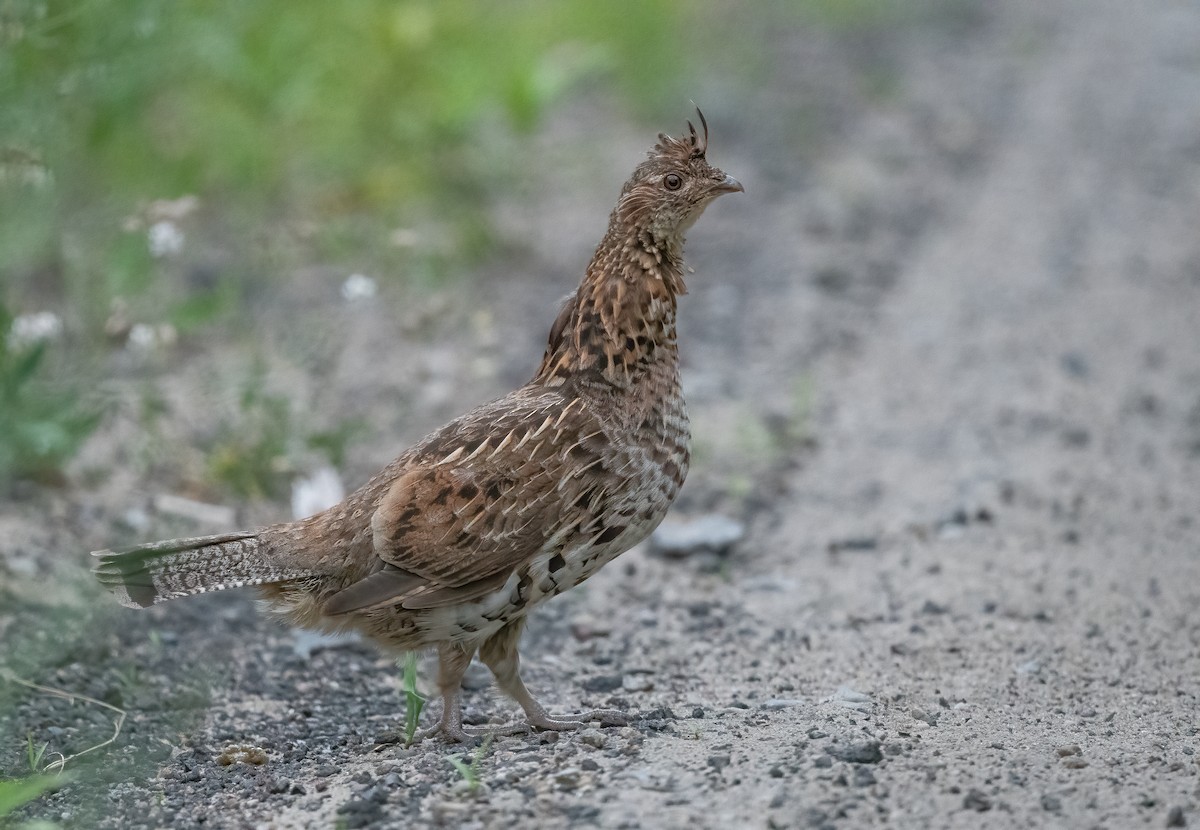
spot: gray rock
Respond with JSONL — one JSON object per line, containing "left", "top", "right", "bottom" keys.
{"left": 582, "top": 673, "right": 624, "bottom": 693}
{"left": 649, "top": 514, "right": 745, "bottom": 558}
{"left": 828, "top": 740, "right": 883, "bottom": 764}
{"left": 762, "top": 698, "right": 804, "bottom": 710}
{"left": 964, "top": 789, "right": 992, "bottom": 812}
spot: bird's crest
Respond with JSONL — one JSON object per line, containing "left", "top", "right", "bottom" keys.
{"left": 652, "top": 108, "right": 709, "bottom": 163}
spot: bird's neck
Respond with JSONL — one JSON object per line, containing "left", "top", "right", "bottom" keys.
{"left": 535, "top": 226, "right": 686, "bottom": 390}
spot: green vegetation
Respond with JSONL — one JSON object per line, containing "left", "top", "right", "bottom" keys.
{"left": 205, "top": 367, "right": 367, "bottom": 500}
{"left": 448, "top": 734, "right": 493, "bottom": 793}
{"left": 0, "top": 774, "right": 64, "bottom": 823}
{"left": 401, "top": 652, "right": 426, "bottom": 746}
{"left": 0, "top": 302, "right": 100, "bottom": 485}
{"left": 1, "top": 0, "right": 698, "bottom": 321}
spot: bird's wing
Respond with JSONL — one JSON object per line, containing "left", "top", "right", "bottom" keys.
{"left": 323, "top": 394, "right": 613, "bottom": 615}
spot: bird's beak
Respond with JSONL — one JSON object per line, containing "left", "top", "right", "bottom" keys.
{"left": 712, "top": 174, "right": 744, "bottom": 195}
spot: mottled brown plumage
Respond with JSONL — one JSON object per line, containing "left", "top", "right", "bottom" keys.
{"left": 93, "top": 111, "right": 742, "bottom": 742}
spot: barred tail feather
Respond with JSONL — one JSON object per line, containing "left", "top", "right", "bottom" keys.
{"left": 92, "top": 532, "right": 306, "bottom": 609}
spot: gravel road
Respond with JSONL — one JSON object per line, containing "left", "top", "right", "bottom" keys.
{"left": 2, "top": 1, "right": 1198, "bottom": 827}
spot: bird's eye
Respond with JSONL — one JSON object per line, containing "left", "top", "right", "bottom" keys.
{"left": 663, "top": 173, "right": 683, "bottom": 191}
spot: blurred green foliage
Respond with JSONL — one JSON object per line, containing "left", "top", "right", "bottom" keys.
{"left": 0, "top": 773, "right": 64, "bottom": 823}
{"left": 0, "top": 302, "right": 100, "bottom": 484}
{"left": 0, "top": 0, "right": 692, "bottom": 290}
{"left": 206, "top": 369, "right": 367, "bottom": 500}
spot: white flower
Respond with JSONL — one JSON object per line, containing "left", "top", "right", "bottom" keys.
{"left": 147, "top": 220, "right": 185, "bottom": 257}
{"left": 7, "top": 311, "right": 63, "bottom": 349}
{"left": 341, "top": 273, "right": 378, "bottom": 302}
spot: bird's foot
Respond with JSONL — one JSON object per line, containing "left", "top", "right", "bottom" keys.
{"left": 412, "top": 721, "right": 476, "bottom": 745}
{"left": 412, "top": 719, "right": 537, "bottom": 744}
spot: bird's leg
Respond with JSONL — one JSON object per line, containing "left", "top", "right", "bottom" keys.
{"left": 414, "top": 642, "right": 477, "bottom": 743}
{"left": 479, "top": 620, "right": 629, "bottom": 732}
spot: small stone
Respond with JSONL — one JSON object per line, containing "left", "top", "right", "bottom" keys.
{"left": 707, "top": 753, "right": 731, "bottom": 771}
{"left": 828, "top": 536, "right": 878, "bottom": 553}
{"left": 1041, "top": 794, "right": 1061, "bottom": 812}
{"left": 554, "top": 768, "right": 581, "bottom": 790}
{"left": 921, "top": 600, "right": 949, "bottom": 615}
{"left": 1056, "top": 745, "right": 1082, "bottom": 757}
{"left": 1167, "top": 805, "right": 1186, "bottom": 827}
{"left": 853, "top": 767, "right": 876, "bottom": 787}
{"left": 1061, "top": 757, "right": 1089, "bottom": 769}
{"left": 829, "top": 740, "right": 883, "bottom": 764}
{"left": 824, "top": 686, "right": 873, "bottom": 712}
{"left": 910, "top": 707, "right": 938, "bottom": 726}
{"left": 215, "top": 745, "right": 268, "bottom": 767}
{"left": 761, "top": 698, "right": 803, "bottom": 710}
{"left": 622, "top": 674, "right": 654, "bottom": 693}
{"left": 580, "top": 759, "right": 600, "bottom": 771}
{"left": 812, "top": 756, "right": 833, "bottom": 769}
{"left": 578, "top": 730, "right": 606, "bottom": 750}
{"left": 1060, "top": 352, "right": 1090, "bottom": 379}
{"left": 569, "top": 616, "right": 613, "bottom": 641}
{"left": 460, "top": 661, "right": 493, "bottom": 691}
{"left": 582, "top": 673, "right": 624, "bottom": 693}
{"left": 649, "top": 514, "right": 745, "bottom": 558}
{"left": 964, "top": 789, "right": 992, "bottom": 812}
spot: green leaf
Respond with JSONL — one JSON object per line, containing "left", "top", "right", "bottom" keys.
{"left": 0, "top": 774, "right": 67, "bottom": 819}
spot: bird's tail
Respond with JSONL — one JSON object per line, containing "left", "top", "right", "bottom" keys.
{"left": 92, "top": 532, "right": 306, "bottom": 609}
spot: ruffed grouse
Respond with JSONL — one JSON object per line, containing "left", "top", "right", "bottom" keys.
{"left": 94, "top": 111, "right": 742, "bottom": 743}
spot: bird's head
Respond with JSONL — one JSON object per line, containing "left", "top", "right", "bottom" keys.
{"left": 614, "top": 109, "right": 744, "bottom": 249}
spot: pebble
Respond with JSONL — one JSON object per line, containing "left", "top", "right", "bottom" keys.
{"left": 582, "top": 674, "right": 624, "bottom": 693}
{"left": 622, "top": 674, "right": 654, "bottom": 693}
{"left": 910, "top": 707, "right": 938, "bottom": 726}
{"left": 1166, "top": 805, "right": 1186, "bottom": 827}
{"left": 823, "top": 686, "right": 873, "bottom": 712}
{"left": 761, "top": 698, "right": 804, "bottom": 710}
{"left": 1041, "top": 794, "right": 1062, "bottom": 812}
{"left": 215, "top": 745, "right": 268, "bottom": 767}
{"left": 578, "top": 730, "right": 606, "bottom": 750}
{"left": 649, "top": 514, "right": 745, "bottom": 558}
{"left": 569, "top": 616, "right": 613, "bottom": 641}
{"left": 828, "top": 740, "right": 883, "bottom": 764}
{"left": 554, "top": 768, "right": 581, "bottom": 790}
{"left": 827, "top": 536, "right": 879, "bottom": 553}
{"left": 963, "top": 789, "right": 992, "bottom": 812}
{"left": 853, "top": 767, "right": 877, "bottom": 787}
{"left": 707, "top": 753, "right": 731, "bottom": 771}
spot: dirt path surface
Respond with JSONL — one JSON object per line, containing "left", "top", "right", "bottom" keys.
{"left": 3, "top": 1, "right": 1200, "bottom": 828}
